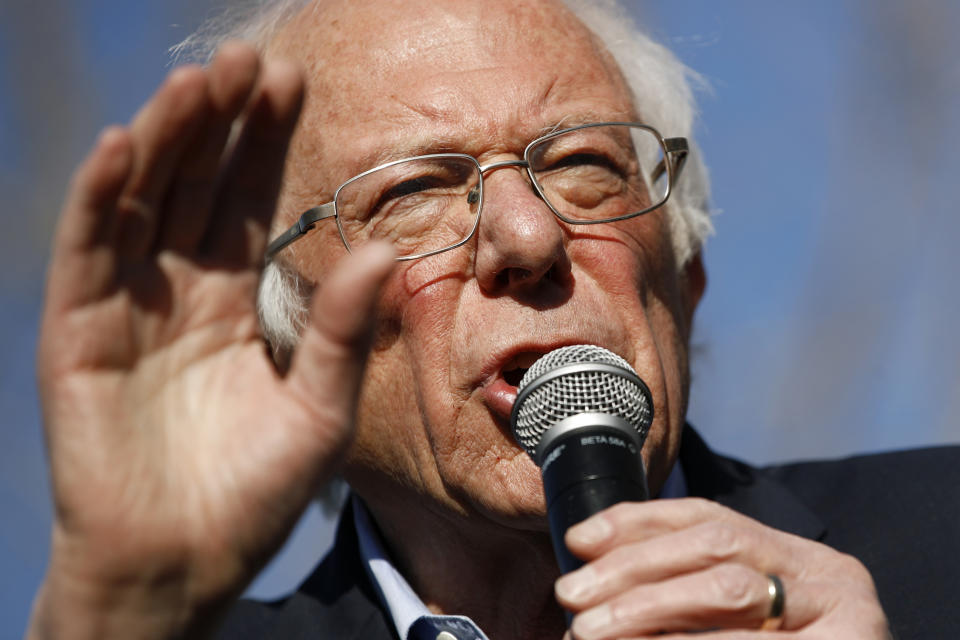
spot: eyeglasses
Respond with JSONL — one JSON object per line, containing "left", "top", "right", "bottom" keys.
{"left": 266, "top": 122, "right": 688, "bottom": 261}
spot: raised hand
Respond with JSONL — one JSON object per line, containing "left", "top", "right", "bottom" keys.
{"left": 556, "top": 499, "right": 891, "bottom": 639}
{"left": 29, "top": 43, "right": 394, "bottom": 639}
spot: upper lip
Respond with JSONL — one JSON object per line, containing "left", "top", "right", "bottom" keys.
{"left": 477, "top": 335, "right": 626, "bottom": 390}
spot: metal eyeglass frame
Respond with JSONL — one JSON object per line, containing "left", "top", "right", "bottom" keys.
{"left": 265, "top": 122, "right": 689, "bottom": 262}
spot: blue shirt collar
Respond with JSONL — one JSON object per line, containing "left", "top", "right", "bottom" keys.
{"left": 353, "top": 495, "right": 489, "bottom": 640}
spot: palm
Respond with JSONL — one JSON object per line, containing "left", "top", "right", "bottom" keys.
{"left": 36, "top": 45, "right": 394, "bottom": 601}
{"left": 44, "top": 261, "right": 303, "bottom": 576}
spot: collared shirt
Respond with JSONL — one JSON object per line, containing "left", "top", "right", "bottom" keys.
{"left": 353, "top": 463, "right": 688, "bottom": 640}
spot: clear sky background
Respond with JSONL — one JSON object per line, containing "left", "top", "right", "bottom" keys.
{"left": 2, "top": 1, "right": 958, "bottom": 635}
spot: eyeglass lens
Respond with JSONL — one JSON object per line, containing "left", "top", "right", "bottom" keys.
{"left": 528, "top": 124, "right": 666, "bottom": 222}
{"left": 335, "top": 156, "right": 482, "bottom": 257}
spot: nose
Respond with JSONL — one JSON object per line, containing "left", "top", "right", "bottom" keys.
{"left": 474, "top": 161, "right": 572, "bottom": 297}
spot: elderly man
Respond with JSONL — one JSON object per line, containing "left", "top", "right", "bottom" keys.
{"left": 27, "top": 0, "right": 958, "bottom": 639}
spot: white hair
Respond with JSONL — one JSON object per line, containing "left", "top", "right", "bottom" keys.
{"left": 173, "top": 0, "right": 713, "bottom": 352}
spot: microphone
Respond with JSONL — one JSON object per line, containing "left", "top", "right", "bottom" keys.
{"left": 510, "top": 344, "right": 653, "bottom": 574}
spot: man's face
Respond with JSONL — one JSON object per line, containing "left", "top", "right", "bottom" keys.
{"left": 269, "top": 0, "right": 702, "bottom": 530}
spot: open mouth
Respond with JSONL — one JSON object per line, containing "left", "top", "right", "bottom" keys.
{"left": 500, "top": 352, "right": 543, "bottom": 388}
{"left": 502, "top": 367, "right": 527, "bottom": 387}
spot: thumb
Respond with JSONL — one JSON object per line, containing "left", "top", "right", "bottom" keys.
{"left": 284, "top": 242, "right": 396, "bottom": 457}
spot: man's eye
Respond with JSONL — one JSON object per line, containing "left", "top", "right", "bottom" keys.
{"left": 363, "top": 176, "right": 443, "bottom": 218}
{"left": 383, "top": 176, "right": 440, "bottom": 201}
{"left": 359, "top": 173, "right": 465, "bottom": 222}
{"left": 544, "top": 152, "right": 625, "bottom": 176}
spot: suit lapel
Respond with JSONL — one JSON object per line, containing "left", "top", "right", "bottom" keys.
{"left": 275, "top": 500, "right": 398, "bottom": 640}
{"left": 680, "top": 425, "right": 827, "bottom": 541}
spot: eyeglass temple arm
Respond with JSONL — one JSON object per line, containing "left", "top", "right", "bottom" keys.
{"left": 265, "top": 203, "right": 336, "bottom": 261}
{"left": 650, "top": 137, "right": 689, "bottom": 186}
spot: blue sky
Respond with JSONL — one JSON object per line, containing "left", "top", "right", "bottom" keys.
{"left": 2, "top": 1, "right": 958, "bottom": 635}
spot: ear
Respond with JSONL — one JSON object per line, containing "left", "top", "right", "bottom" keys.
{"left": 680, "top": 251, "right": 706, "bottom": 329}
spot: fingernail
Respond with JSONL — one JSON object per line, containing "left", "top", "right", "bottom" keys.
{"left": 568, "top": 515, "right": 613, "bottom": 547}
{"left": 572, "top": 604, "right": 612, "bottom": 639}
{"left": 555, "top": 566, "right": 596, "bottom": 604}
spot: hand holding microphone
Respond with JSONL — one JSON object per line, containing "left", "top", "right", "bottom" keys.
{"left": 512, "top": 345, "right": 889, "bottom": 639}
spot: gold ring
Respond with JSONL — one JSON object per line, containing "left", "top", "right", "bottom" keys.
{"left": 760, "top": 573, "right": 785, "bottom": 631}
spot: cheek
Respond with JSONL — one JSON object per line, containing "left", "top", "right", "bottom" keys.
{"left": 284, "top": 223, "right": 350, "bottom": 281}
{"left": 397, "top": 263, "right": 471, "bottom": 413}
{"left": 362, "top": 252, "right": 472, "bottom": 427}
{"left": 567, "top": 214, "right": 672, "bottom": 296}
{"left": 569, "top": 220, "right": 689, "bottom": 493}
{"left": 345, "top": 264, "right": 467, "bottom": 496}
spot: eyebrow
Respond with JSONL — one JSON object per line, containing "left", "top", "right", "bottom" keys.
{"left": 540, "top": 111, "right": 637, "bottom": 133}
{"left": 354, "top": 137, "right": 460, "bottom": 170}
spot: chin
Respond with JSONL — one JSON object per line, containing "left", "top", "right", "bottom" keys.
{"left": 453, "top": 449, "right": 555, "bottom": 533}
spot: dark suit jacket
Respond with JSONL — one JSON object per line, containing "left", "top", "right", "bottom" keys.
{"left": 218, "top": 426, "right": 960, "bottom": 639}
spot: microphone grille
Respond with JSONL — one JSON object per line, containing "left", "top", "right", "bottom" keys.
{"left": 510, "top": 345, "right": 653, "bottom": 456}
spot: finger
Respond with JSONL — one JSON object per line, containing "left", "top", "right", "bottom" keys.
{"left": 640, "top": 632, "right": 779, "bottom": 640}
{"left": 283, "top": 242, "right": 396, "bottom": 459}
{"left": 46, "top": 126, "right": 134, "bottom": 313}
{"left": 565, "top": 498, "right": 743, "bottom": 560}
{"left": 557, "top": 519, "right": 806, "bottom": 611}
{"left": 568, "top": 564, "right": 782, "bottom": 640}
{"left": 156, "top": 42, "right": 260, "bottom": 253}
{"left": 203, "top": 58, "right": 304, "bottom": 265}
{"left": 116, "top": 65, "right": 211, "bottom": 259}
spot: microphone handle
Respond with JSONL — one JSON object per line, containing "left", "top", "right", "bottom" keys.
{"left": 540, "top": 424, "right": 649, "bottom": 574}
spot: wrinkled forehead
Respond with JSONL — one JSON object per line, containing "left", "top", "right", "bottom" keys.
{"left": 267, "top": 0, "right": 636, "bottom": 190}
{"left": 270, "top": 0, "right": 614, "bottom": 67}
